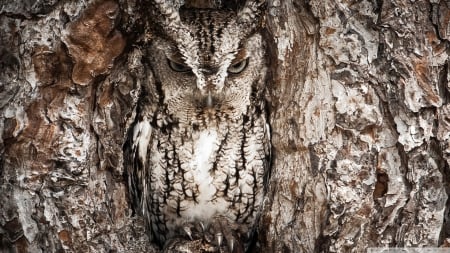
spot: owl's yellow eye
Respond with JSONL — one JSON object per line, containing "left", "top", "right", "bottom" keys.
{"left": 168, "top": 59, "right": 191, "bottom": 72}
{"left": 228, "top": 58, "right": 249, "bottom": 74}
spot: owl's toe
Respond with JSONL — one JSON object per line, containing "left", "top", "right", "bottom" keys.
{"left": 177, "top": 218, "right": 246, "bottom": 252}
{"left": 206, "top": 217, "right": 244, "bottom": 253}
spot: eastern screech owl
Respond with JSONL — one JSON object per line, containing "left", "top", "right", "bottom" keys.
{"left": 125, "top": 1, "right": 270, "bottom": 252}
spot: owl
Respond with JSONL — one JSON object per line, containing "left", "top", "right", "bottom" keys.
{"left": 125, "top": 1, "right": 270, "bottom": 252}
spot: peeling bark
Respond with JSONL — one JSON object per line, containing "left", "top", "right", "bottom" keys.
{"left": 0, "top": 0, "right": 449, "bottom": 252}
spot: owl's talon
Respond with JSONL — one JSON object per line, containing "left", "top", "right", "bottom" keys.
{"left": 216, "top": 232, "right": 223, "bottom": 247}
{"left": 247, "top": 231, "right": 252, "bottom": 240}
{"left": 228, "top": 238, "right": 234, "bottom": 252}
{"left": 183, "top": 226, "right": 193, "bottom": 240}
{"left": 199, "top": 221, "right": 207, "bottom": 232}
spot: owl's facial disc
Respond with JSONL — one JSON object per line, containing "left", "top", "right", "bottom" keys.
{"left": 148, "top": 8, "right": 267, "bottom": 122}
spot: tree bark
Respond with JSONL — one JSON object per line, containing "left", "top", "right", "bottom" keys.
{"left": 262, "top": 0, "right": 449, "bottom": 251}
{"left": 0, "top": 0, "right": 448, "bottom": 252}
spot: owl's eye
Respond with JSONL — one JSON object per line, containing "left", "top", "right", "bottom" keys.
{"left": 228, "top": 58, "right": 249, "bottom": 74}
{"left": 168, "top": 59, "right": 191, "bottom": 72}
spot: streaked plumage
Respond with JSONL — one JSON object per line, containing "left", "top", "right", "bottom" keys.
{"left": 125, "top": 1, "right": 270, "bottom": 252}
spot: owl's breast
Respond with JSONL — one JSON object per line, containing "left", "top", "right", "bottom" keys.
{"left": 149, "top": 114, "right": 268, "bottom": 243}
{"left": 178, "top": 129, "right": 230, "bottom": 219}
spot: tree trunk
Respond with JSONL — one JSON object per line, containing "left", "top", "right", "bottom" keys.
{"left": 0, "top": 0, "right": 448, "bottom": 252}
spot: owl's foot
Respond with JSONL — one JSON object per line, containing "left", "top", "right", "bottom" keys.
{"left": 163, "top": 237, "right": 216, "bottom": 253}
{"left": 183, "top": 216, "right": 248, "bottom": 253}
{"left": 164, "top": 219, "right": 243, "bottom": 253}
{"left": 203, "top": 217, "right": 244, "bottom": 253}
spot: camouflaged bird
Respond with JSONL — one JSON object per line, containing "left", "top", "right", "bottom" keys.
{"left": 125, "top": 1, "right": 270, "bottom": 252}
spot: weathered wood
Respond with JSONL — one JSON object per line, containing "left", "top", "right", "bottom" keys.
{"left": 0, "top": 0, "right": 448, "bottom": 252}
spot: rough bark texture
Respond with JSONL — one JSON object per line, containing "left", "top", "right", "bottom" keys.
{"left": 0, "top": 0, "right": 449, "bottom": 252}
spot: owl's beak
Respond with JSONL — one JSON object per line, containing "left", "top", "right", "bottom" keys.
{"left": 206, "top": 91, "right": 213, "bottom": 108}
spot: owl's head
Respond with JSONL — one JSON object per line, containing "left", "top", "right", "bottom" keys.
{"left": 147, "top": 1, "right": 267, "bottom": 124}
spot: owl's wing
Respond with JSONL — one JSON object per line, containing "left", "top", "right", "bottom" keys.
{"left": 124, "top": 117, "right": 153, "bottom": 215}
